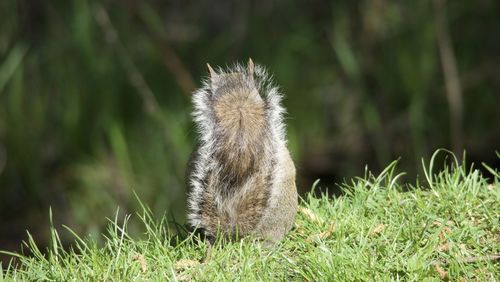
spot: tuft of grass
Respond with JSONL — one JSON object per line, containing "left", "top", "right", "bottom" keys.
{"left": 1, "top": 151, "right": 499, "bottom": 280}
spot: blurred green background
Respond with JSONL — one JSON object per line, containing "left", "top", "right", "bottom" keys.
{"left": 0, "top": 0, "right": 499, "bottom": 258}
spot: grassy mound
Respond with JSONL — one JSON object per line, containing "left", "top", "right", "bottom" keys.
{"left": 2, "top": 151, "right": 499, "bottom": 281}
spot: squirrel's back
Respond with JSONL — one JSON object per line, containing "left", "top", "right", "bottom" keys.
{"left": 186, "top": 59, "right": 297, "bottom": 242}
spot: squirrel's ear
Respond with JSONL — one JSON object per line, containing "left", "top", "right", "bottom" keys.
{"left": 207, "top": 63, "right": 217, "bottom": 78}
{"left": 206, "top": 63, "right": 219, "bottom": 85}
{"left": 247, "top": 58, "right": 254, "bottom": 76}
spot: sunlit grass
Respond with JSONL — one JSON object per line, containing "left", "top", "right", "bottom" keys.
{"left": 1, "top": 151, "right": 498, "bottom": 281}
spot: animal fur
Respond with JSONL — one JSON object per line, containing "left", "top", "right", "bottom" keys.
{"left": 186, "top": 59, "right": 297, "bottom": 242}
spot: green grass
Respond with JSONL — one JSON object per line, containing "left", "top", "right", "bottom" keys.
{"left": 1, "top": 151, "right": 499, "bottom": 281}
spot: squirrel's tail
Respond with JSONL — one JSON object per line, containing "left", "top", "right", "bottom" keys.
{"left": 191, "top": 60, "right": 286, "bottom": 177}
{"left": 212, "top": 90, "right": 267, "bottom": 176}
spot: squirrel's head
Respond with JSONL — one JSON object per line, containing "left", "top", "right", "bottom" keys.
{"left": 206, "top": 58, "right": 263, "bottom": 104}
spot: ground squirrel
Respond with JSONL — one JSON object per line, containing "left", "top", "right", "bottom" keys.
{"left": 186, "top": 59, "right": 297, "bottom": 243}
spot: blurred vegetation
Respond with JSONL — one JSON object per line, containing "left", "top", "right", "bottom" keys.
{"left": 0, "top": 0, "right": 499, "bottom": 256}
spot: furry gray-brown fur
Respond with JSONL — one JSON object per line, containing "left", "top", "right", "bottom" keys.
{"left": 186, "top": 59, "right": 297, "bottom": 243}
